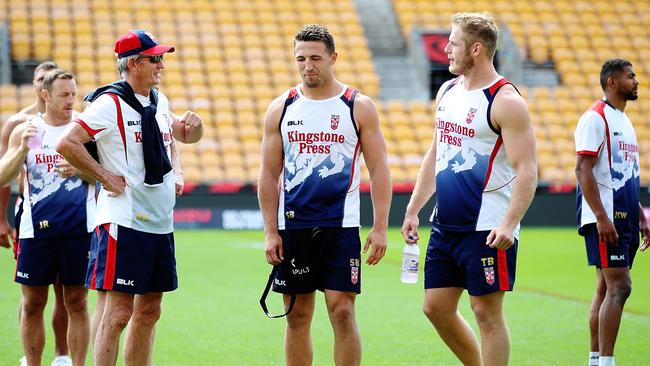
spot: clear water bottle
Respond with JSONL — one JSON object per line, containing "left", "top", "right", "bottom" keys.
{"left": 401, "top": 243, "right": 420, "bottom": 283}
{"left": 27, "top": 127, "right": 43, "bottom": 150}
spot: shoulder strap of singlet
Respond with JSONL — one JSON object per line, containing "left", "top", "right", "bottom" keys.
{"left": 438, "top": 76, "right": 461, "bottom": 101}
{"left": 340, "top": 87, "right": 360, "bottom": 136}
{"left": 277, "top": 88, "right": 301, "bottom": 132}
{"left": 483, "top": 78, "right": 519, "bottom": 135}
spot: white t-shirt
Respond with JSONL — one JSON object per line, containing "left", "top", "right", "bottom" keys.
{"left": 75, "top": 91, "right": 176, "bottom": 234}
{"left": 575, "top": 99, "right": 640, "bottom": 230}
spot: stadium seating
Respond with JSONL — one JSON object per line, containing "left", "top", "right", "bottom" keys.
{"left": 2, "top": 0, "right": 378, "bottom": 184}
{"left": 393, "top": 0, "right": 650, "bottom": 185}
{"left": 2, "top": 0, "right": 650, "bottom": 185}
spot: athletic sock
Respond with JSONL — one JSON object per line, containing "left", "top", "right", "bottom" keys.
{"left": 599, "top": 356, "right": 614, "bottom": 366}
{"left": 589, "top": 352, "right": 599, "bottom": 366}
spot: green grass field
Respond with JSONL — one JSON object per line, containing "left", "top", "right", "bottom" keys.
{"left": 1, "top": 228, "right": 650, "bottom": 365}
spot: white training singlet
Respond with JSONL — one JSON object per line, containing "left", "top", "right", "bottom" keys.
{"left": 432, "top": 76, "right": 520, "bottom": 237}
{"left": 75, "top": 91, "right": 176, "bottom": 234}
{"left": 278, "top": 85, "right": 362, "bottom": 230}
{"left": 19, "top": 115, "right": 96, "bottom": 239}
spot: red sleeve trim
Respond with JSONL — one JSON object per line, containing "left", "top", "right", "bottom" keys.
{"left": 75, "top": 118, "right": 105, "bottom": 138}
{"left": 576, "top": 150, "right": 599, "bottom": 156}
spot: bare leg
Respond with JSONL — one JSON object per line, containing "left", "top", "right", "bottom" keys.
{"left": 599, "top": 267, "right": 632, "bottom": 356}
{"left": 94, "top": 291, "right": 134, "bottom": 366}
{"left": 21, "top": 285, "right": 49, "bottom": 366}
{"left": 423, "top": 288, "right": 481, "bottom": 366}
{"left": 90, "top": 291, "right": 107, "bottom": 347}
{"left": 589, "top": 270, "right": 606, "bottom": 352}
{"left": 63, "top": 285, "right": 89, "bottom": 366}
{"left": 52, "top": 281, "right": 70, "bottom": 357}
{"left": 285, "top": 293, "right": 316, "bottom": 366}
{"left": 325, "top": 290, "right": 361, "bottom": 366}
{"left": 470, "top": 292, "right": 509, "bottom": 366}
{"left": 123, "top": 293, "right": 163, "bottom": 366}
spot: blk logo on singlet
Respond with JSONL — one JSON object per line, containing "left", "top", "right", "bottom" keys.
{"left": 287, "top": 120, "right": 303, "bottom": 126}
{"left": 127, "top": 120, "right": 141, "bottom": 126}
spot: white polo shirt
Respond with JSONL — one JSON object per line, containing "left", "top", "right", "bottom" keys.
{"left": 75, "top": 91, "right": 176, "bottom": 234}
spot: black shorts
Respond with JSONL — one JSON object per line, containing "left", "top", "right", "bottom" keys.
{"left": 273, "top": 227, "right": 361, "bottom": 294}
{"left": 582, "top": 223, "right": 639, "bottom": 268}
{"left": 424, "top": 227, "right": 517, "bottom": 296}
{"left": 15, "top": 233, "right": 91, "bottom": 286}
{"left": 86, "top": 223, "right": 177, "bottom": 294}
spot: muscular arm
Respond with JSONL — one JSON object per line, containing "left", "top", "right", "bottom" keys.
{"left": 0, "top": 123, "right": 35, "bottom": 187}
{"left": 575, "top": 154, "right": 618, "bottom": 245}
{"left": 258, "top": 97, "right": 285, "bottom": 265}
{"left": 355, "top": 94, "right": 391, "bottom": 264}
{"left": 0, "top": 115, "right": 29, "bottom": 246}
{"left": 487, "top": 85, "right": 538, "bottom": 248}
{"left": 401, "top": 85, "right": 445, "bottom": 244}
{"left": 56, "top": 124, "right": 125, "bottom": 195}
{"left": 171, "top": 112, "right": 204, "bottom": 144}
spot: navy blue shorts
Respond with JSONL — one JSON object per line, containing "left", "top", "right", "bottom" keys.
{"left": 273, "top": 227, "right": 362, "bottom": 294}
{"left": 86, "top": 223, "right": 177, "bottom": 294}
{"left": 15, "top": 233, "right": 91, "bottom": 286}
{"left": 582, "top": 223, "right": 639, "bottom": 268}
{"left": 424, "top": 227, "right": 517, "bottom": 296}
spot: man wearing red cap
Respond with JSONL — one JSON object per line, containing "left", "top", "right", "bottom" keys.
{"left": 57, "top": 29, "right": 203, "bottom": 366}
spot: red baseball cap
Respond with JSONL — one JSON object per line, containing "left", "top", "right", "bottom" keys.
{"left": 114, "top": 30, "right": 175, "bottom": 59}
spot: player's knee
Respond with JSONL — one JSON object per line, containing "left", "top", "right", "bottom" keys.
{"left": 133, "top": 303, "right": 162, "bottom": 326}
{"left": 470, "top": 301, "right": 501, "bottom": 327}
{"left": 105, "top": 306, "right": 133, "bottom": 331}
{"left": 63, "top": 292, "right": 88, "bottom": 315}
{"left": 422, "top": 300, "right": 450, "bottom": 323}
{"left": 22, "top": 295, "right": 47, "bottom": 316}
{"left": 610, "top": 279, "right": 632, "bottom": 303}
{"left": 287, "top": 307, "right": 312, "bottom": 328}
{"left": 327, "top": 302, "right": 355, "bottom": 327}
